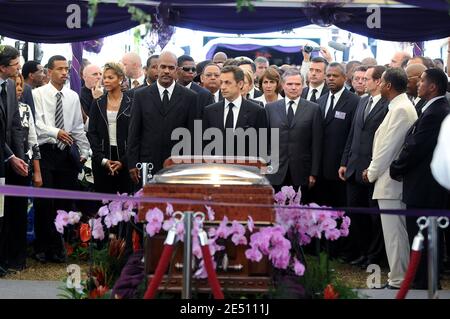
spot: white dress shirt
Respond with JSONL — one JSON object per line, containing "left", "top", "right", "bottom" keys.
{"left": 213, "top": 90, "right": 220, "bottom": 103}
{"left": 157, "top": 81, "right": 175, "bottom": 101}
{"left": 254, "top": 94, "right": 283, "bottom": 106}
{"left": 307, "top": 82, "right": 325, "bottom": 101}
{"left": 324, "top": 86, "right": 345, "bottom": 116}
{"left": 32, "top": 82, "right": 90, "bottom": 158}
{"left": 131, "top": 74, "right": 146, "bottom": 88}
{"left": 223, "top": 95, "right": 242, "bottom": 129}
{"left": 284, "top": 96, "right": 301, "bottom": 116}
{"left": 431, "top": 114, "right": 450, "bottom": 190}
{"left": 367, "top": 94, "right": 382, "bottom": 114}
{"left": 421, "top": 95, "right": 446, "bottom": 114}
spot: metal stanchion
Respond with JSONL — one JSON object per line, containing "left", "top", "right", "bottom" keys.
{"left": 182, "top": 211, "right": 193, "bottom": 299}
{"left": 427, "top": 217, "right": 439, "bottom": 299}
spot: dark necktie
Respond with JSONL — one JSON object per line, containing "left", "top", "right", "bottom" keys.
{"left": 55, "top": 92, "right": 66, "bottom": 150}
{"left": 225, "top": 102, "right": 235, "bottom": 129}
{"left": 310, "top": 88, "right": 318, "bottom": 103}
{"left": 162, "top": 89, "right": 169, "bottom": 109}
{"left": 287, "top": 100, "right": 295, "bottom": 126}
{"left": 364, "top": 97, "right": 374, "bottom": 122}
{"left": 246, "top": 93, "right": 250, "bottom": 100}
{"left": 1, "top": 82, "right": 7, "bottom": 117}
{"left": 325, "top": 94, "right": 335, "bottom": 121}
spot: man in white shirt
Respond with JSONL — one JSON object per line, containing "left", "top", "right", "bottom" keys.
{"left": 362, "top": 68, "right": 417, "bottom": 289}
{"left": 32, "top": 55, "right": 90, "bottom": 263}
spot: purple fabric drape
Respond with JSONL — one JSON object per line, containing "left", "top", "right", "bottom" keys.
{"left": 206, "top": 44, "right": 304, "bottom": 59}
{"left": 70, "top": 42, "right": 83, "bottom": 95}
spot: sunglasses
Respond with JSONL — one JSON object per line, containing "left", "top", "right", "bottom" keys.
{"left": 182, "top": 66, "right": 196, "bottom": 72}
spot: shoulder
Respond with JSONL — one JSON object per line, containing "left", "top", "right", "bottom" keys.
{"left": 342, "top": 89, "right": 360, "bottom": 103}
{"left": 265, "top": 99, "right": 283, "bottom": 111}
{"left": 175, "top": 83, "right": 197, "bottom": 98}
{"left": 204, "top": 101, "right": 223, "bottom": 112}
{"left": 299, "top": 97, "right": 319, "bottom": 109}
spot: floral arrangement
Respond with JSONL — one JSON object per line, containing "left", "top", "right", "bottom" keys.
{"left": 55, "top": 186, "right": 350, "bottom": 298}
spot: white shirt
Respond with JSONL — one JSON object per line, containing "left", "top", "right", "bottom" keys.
{"left": 32, "top": 82, "right": 90, "bottom": 158}
{"left": 213, "top": 90, "right": 220, "bottom": 103}
{"left": 284, "top": 96, "right": 301, "bottom": 115}
{"left": 422, "top": 95, "right": 446, "bottom": 114}
{"left": 367, "top": 94, "right": 382, "bottom": 114}
{"left": 107, "top": 110, "right": 118, "bottom": 146}
{"left": 431, "top": 114, "right": 450, "bottom": 190}
{"left": 185, "top": 82, "right": 192, "bottom": 90}
{"left": 223, "top": 95, "right": 242, "bottom": 129}
{"left": 307, "top": 82, "right": 325, "bottom": 101}
{"left": 248, "top": 87, "right": 261, "bottom": 100}
{"left": 131, "top": 74, "right": 145, "bottom": 88}
{"left": 254, "top": 94, "right": 283, "bottom": 106}
{"left": 157, "top": 81, "right": 175, "bottom": 101}
{"left": 324, "top": 86, "right": 345, "bottom": 116}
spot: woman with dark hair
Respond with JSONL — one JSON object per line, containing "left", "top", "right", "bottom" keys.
{"left": 254, "top": 67, "right": 283, "bottom": 106}
{"left": 88, "top": 62, "right": 132, "bottom": 194}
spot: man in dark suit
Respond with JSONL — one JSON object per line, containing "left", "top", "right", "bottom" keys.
{"left": 177, "top": 55, "right": 214, "bottom": 119}
{"left": 339, "top": 65, "right": 389, "bottom": 267}
{"left": 145, "top": 54, "right": 159, "bottom": 86}
{"left": 0, "top": 45, "right": 28, "bottom": 276}
{"left": 405, "top": 63, "right": 427, "bottom": 116}
{"left": 301, "top": 57, "right": 329, "bottom": 102}
{"left": 265, "top": 68, "right": 322, "bottom": 202}
{"left": 201, "top": 63, "right": 222, "bottom": 103}
{"left": 128, "top": 51, "right": 197, "bottom": 185}
{"left": 317, "top": 62, "right": 359, "bottom": 208}
{"left": 202, "top": 65, "right": 267, "bottom": 159}
{"left": 390, "top": 68, "right": 450, "bottom": 289}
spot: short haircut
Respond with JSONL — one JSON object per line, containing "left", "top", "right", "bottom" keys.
{"left": 254, "top": 56, "right": 269, "bottom": 65}
{"left": 281, "top": 68, "right": 304, "bottom": 83}
{"left": 345, "top": 60, "right": 362, "bottom": 74}
{"left": 146, "top": 54, "right": 159, "bottom": 68}
{"left": 202, "top": 62, "right": 221, "bottom": 74}
{"left": 354, "top": 65, "right": 369, "bottom": 74}
{"left": 177, "top": 54, "right": 194, "bottom": 67}
{"left": 259, "top": 67, "right": 281, "bottom": 94}
{"left": 311, "top": 56, "right": 329, "bottom": 65}
{"left": 367, "top": 65, "right": 386, "bottom": 80}
{"left": 237, "top": 59, "right": 256, "bottom": 73}
{"left": 223, "top": 59, "right": 239, "bottom": 67}
{"left": 424, "top": 68, "right": 448, "bottom": 96}
{"left": 327, "top": 62, "right": 346, "bottom": 76}
{"left": 0, "top": 45, "right": 20, "bottom": 67}
{"left": 103, "top": 62, "right": 125, "bottom": 79}
{"left": 383, "top": 67, "right": 408, "bottom": 93}
{"left": 22, "top": 60, "right": 40, "bottom": 79}
{"left": 47, "top": 55, "right": 67, "bottom": 69}
{"left": 221, "top": 65, "right": 244, "bottom": 82}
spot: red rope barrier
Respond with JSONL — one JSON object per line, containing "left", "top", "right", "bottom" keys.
{"left": 396, "top": 250, "right": 422, "bottom": 299}
{"left": 200, "top": 244, "right": 224, "bottom": 299}
{"left": 143, "top": 244, "right": 175, "bottom": 299}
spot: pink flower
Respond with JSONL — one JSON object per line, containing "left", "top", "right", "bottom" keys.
{"left": 247, "top": 216, "right": 254, "bottom": 233}
{"left": 54, "top": 210, "right": 69, "bottom": 234}
{"left": 293, "top": 258, "right": 305, "bottom": 276}
{"left": 230, "top": 220, "right": 246, "bottom": 236}
{"left": 98, "top": 205, "right": 109, "bottom": 217}
{"left": 274, "top": 191, "right": 286, "bottom": 204}
{"left": 231, "top": 233, "right": 247, "bottom": 246}
{"left": 245, "top": 248, "right": 263, "bottom": 262}
{"left": 340, "top": 227, "right": 349, "bottom": 237}
{"left": 162, "top": 219, "right": 175, "bottom": 231}
{"left": 205, "top": 205, "right": 215, "bottom": 221}
{"left": 145, "top": 208, "right": 164, "bottom": 237}
{"left": 325, "top": 228, "right": 341, "bottom": 241}
{"left": 91, "top": 218, "right": 105, "bottom": 240}
{"left": 281, "top": 186, "right": 296, "bottom": 200}
{"left": 166, "top": 203, "right": 174, "bottom": 216}
{"left": 121, "top": 209, "right": 136, "bottom": 222}
{"left": 215, "top": 216, "right": 229, "bottom": 239}
{"left": 108, "top": 201, "right": 122, "bottom": 214}
{"left": 68, "top": 211, "right": 81, "bottom": 225}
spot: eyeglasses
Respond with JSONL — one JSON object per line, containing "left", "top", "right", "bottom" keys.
{"left": 182, "top": 66, "right": 196, "bottom": 72}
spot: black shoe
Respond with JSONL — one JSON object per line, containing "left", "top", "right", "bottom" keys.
{"left": 350, "top": 256, "right": 367, "bottom": 266}
{"left": 374, "top": 282, "right": 399, "bottom": 290}
{"left": 0, "top": 266, "right": 7, "bottom": 277}
{"left": 33, "top": 252, "right": 47, "bottom": 263}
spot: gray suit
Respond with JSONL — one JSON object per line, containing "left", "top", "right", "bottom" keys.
{"left": 265, "top": 98, "right": 323, "bottom": 187}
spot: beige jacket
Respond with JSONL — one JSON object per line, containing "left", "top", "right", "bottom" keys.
{"left": 367, "top": 93, "right": 417, "bottom": 200}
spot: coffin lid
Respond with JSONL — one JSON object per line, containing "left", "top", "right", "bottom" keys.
{"left": 151, "top": 163, "right": 270, "bottom": 186}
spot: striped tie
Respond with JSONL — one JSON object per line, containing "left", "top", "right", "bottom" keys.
{"left": 55, "top": 92, "right": 66, "bottom": 150}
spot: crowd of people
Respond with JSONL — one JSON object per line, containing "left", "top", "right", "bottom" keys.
{"left": 0, "top": 40, "right": 450, "bottom": 292}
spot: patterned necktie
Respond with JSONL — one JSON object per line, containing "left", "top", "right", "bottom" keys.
{"left": 325, "top": 94, "right": 335, "bottom": 121}
{"left": 364, "top": 97, "right": 374, "bottom": 122}
{"left": 287, "top": 100, "right": 295, "bottom": 126}
{"left": 225, "top": 102, "right": 235, "bottom": 129}
{"left": 55, "top": 92, "right": 66, "bottom": 150}
{"left": 310, "top": 88, "right": 318, "bottom": 103}
{"left": 132, "top": 79, "right": 140, "bottom": 88}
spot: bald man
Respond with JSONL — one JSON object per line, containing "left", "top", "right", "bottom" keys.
{"left": 127, "top": 51, "right": 198, "bottom": 184}
{"left": 405, "top": 63, "right": 427, "bottom": 115}
{"left": 213, "top": 52, "right": 227, "bottom": 68}
{"left": 389, "top": 52, "right": 411, "bottom": 68}
{"left": 121, "top": 52, "right": 145, "bottom": 89}
{"left": 80, "top": 64, "right": 103, "bottom": 118}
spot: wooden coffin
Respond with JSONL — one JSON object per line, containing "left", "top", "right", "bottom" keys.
{"left": 139, "top": 157, "right": 275, "bottom": 293}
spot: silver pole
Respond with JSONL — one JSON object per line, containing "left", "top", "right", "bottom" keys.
{"left": 141, "top": 163, "right": 149, "bottom": 186}
{"left": 182, "top": 211, "right": 193, "bottom": 299}
{"left": 427, "top": 217, "right": 439, "bottom": 299}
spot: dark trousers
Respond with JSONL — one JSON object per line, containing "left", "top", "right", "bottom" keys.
{"left": 406, "top": 206, "right": 445, "bottom": 289}
{"left": 273, "top": 166, "right": 312, "bottom": 204}
{"left": 345, "top": 178, "right": 385, "bottom": 262}
{"left": 0, "top": 167, "right": 29, "bottom": 268}
{"left": 92, "top": 146, "right": 132, "bottom": 195}
{"left": 33, "top": 144, "right": 79, "bottom": 256}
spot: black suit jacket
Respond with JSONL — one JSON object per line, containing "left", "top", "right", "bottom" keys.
{"left": 127, "top": 82, "right": 197, "bottom": 174}
{"left": 265, "top": 98, "right": 323, "bottom": 186}
{"left": 341, "top": 96, "right": 389, "bottom": 183}
{"left": 318, "top": 89, "right": 359, "bottom": 180}
{"left": 88, "top": 93, "right": 133, "bottom": 168}
{"left": 301, "top": 85, "right": 329, "bottom": 101}
{"left": 20, "top": 83, "right": 36, "bottom": 120}
{"left": 390, "top": 97, "right": 450, "bottom": 208}
{"left": 0, "top": 79, "right": 24, "bottom": 162}
{"left": 252, "top": 88, "right": 263, "bottom": 99}
{"left": 189, "top": 82, "right": 214, "bottom": 119}
{"left": 202, "top": 99, "right": 268, "bottom": 157}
